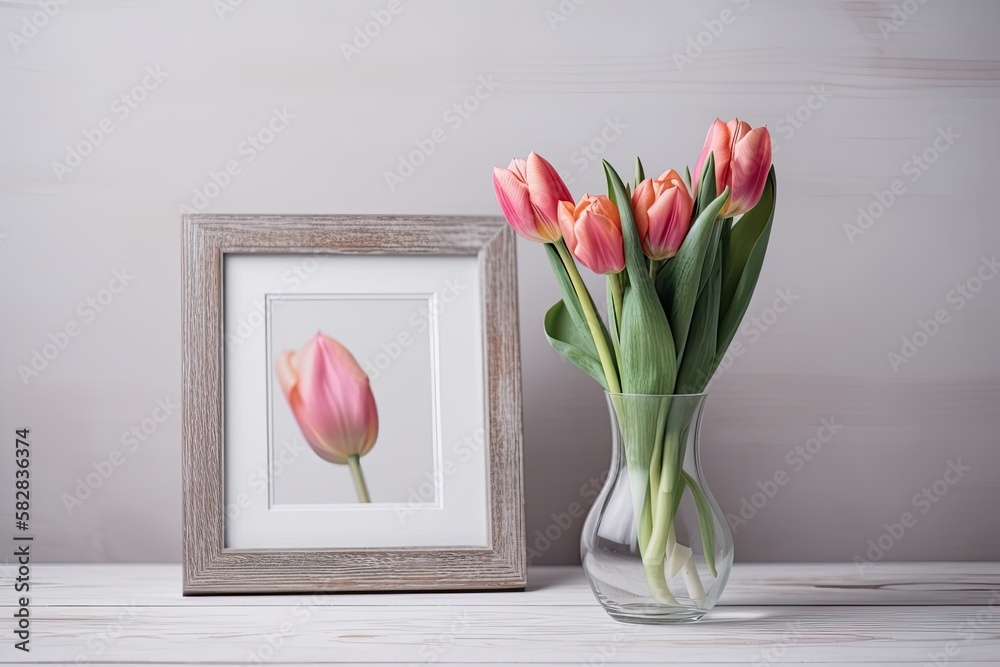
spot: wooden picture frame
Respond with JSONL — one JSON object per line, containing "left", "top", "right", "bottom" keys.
{"left": 181, "top": 215, "right": 525, "bottom": 594}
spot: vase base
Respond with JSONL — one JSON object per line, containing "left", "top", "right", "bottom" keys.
{"left": 600, "top": 602, "right": 708, "bottom": 625}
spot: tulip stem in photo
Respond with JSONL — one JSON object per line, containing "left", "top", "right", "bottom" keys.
{"left": 347, "top": 454, "right": 371, "bottom": 504}
{"left": 554, "top": 240, "right": 621, "bottom": 394}
{"left": 275, "top": 332, "right": 380, "bottom": 505}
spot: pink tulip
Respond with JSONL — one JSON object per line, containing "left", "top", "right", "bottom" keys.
{"left": 275, "top": 332, "right": 378, "bottom": 465}
{"left": 558, "top": 194, "right": 625, "bottom": 274}
{"left": 492, "top": 151, "right": 573, "bottom": 243}
{"left": 693, "top": 118, "right": 772, "bottom": 217}
{"left": 631, "top": 169, "right": 694, "bottom": 260}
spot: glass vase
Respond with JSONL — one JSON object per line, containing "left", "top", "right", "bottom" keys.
{"left": 580, "top": 392, "right": 733, "bottom": 624}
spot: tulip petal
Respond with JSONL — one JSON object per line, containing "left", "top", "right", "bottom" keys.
{"left": 287, "top": 386, "right": 348, "bottom": 464}
{"left": 557, "top": 200, "right": 578, "bottom": 252}
{"left": 527, "top": 152, "right": 573, "bottom": 202}
{"left": 493, "top": 167, "right": 541, "bottom": 241}
{"left": 631, "top": 179, "right": 654, "bottom": 243}
{"left": 572, "top": 206, "right": 625, "bottom": 274}
{"left": 529, "top": 203, "right": 563, "bottom": 242}
{"left": 526, "top": 152, "right": 573, "bottom": 228}
{"left": 693, "top": 119, "right": 731, "bottom": 195}
{"left": 728, "top": 119, "right": 752, "bottom": 143}
{"left": 693, "top": 119, "right": 771, "bottom": 219}
{"left": 591, "top": 194, "right": 621, "bottom": 226}
{"left": 658, "top": 169, "right": 687, "bottom": 191}
{"left": 729, "top": 127, "right": 772, "bottom": 216}
{"left": 644, "top": 188, "right": 679, "bottom": 259}
{"left": 662, "top": 196, "right": 693, "bottom": 259}
{"left": 275, "top": 350, "right": 299, "bottom": 400}
{"left": 275, "top": 349, "right": 346, "bottom": 462}
{"left": 493, "top": 153, "right": 570, "bottom": 243}
{"left": 507, "top": 157, "right": 528, "bottom": 182}
{"left": 632, "top": 171, "right": 693, "bottom": 260}
{"left": 294, "top": 333, "right": 379, "bottom": 460}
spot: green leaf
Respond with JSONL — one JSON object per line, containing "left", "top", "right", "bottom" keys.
{"left": 543, "top": 243, "right": 621, "bottom": 385}
{"left": 676, "top": 243, "right": 721, "bottom": 394}
{"left": 718, "top": 216, "right": 734, "bottom": 304}
{"left": 717, "top": 168, "right": 777, "bottom": 364}
{"left": 681, "top": 470, "right": 718, "bottom": 578}
{"left": 655, "top": 185, "right": 730, "bottom": 364}
{"left": 720, "top": 167, "right": 776, "bottom": 317}
{"left": 544, "top": 243, "right": 597, "bottom": 357}
{"left": 635, "top": 156, "right": 645, "bottom": 187}
{"left": 605, "top": 168, "right": 617, "bottom": 206}
{"left": 697, "top": 217, "right": 726, "bottom": 298}
{"left": 543, "top": 301, "right": 608, "bottom": 390}
{"left": 694, "top": 153, "right": 719, "bottom": 219}
{"left": 606, "top": 274, "right": 621, "bottom": 363}
{"left": 603, "top": 161, "right": 676, "bottom": 395}
{"left": 670, "top": 473, "right": 687, "bottom": 518}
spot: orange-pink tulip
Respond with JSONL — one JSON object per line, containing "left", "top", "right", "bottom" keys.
{"left": 694, "top": 118, "right": 772, "bottom": 218}
{"left": 275, "top": 332, "right": 378, "bottom": 465}
{"left": 558, "top": 194, "right": 625, "bottom": 275}
{"left": 631, "top": 170, "right": 694, "bottom": 261}
{"left": 492, "top": 151, "right": 573, "bottom": 243}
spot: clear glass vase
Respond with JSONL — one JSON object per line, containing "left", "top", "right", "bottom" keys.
{"left": 581, "top": 392, "right": 733, "bottom": 624}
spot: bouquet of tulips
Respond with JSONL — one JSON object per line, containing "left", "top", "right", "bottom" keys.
{"left": 493, "top": 118, "right": 776, "bottom": 601}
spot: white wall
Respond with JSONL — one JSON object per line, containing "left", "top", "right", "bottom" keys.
{"left": 1, "top": 0, "right": 998, "bottom": 565}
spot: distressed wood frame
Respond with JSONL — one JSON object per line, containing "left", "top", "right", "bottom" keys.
{"left": 181, "top": 215, "right": 524, "bottom": 595}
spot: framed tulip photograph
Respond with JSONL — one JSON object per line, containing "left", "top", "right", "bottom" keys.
{"left": 181, "top": 215, "right": 525, "bottom": 594}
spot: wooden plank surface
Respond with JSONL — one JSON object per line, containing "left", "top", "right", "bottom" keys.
{"left": 8, "top": 562, "right": 998, "bottom": 607}
{"left": 3, "top": 564, "right": 998, "bottom": 664}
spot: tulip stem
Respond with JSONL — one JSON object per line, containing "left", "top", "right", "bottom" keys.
{"left": 555, "top": 241, "right": 621, "bottom": 394}
{"left": 649, "top": 259, "right": 662, "bottom": 284}
{"left": 347, "top": 454, "right": 371, "bottom": 503}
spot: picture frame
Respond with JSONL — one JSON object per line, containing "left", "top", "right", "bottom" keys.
{"left": 181, "top": 215, "right": 525, "bottom": 594}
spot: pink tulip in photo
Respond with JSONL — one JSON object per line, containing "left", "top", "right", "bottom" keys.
{"left": 275, "top": 332, "right": 379, "bottom": 502}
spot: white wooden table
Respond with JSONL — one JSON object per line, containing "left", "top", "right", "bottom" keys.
{"left": 6, "top": 563, "right": 999, "bottom": 665}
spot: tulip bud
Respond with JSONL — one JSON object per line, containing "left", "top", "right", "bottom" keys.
{"left": 694, "top": 118, "right": 772, "bottom": 218}
{"left": 492, "top": 152, "right": 573, "bottom": 243}
{"left": 631, "top": 170, "right": 694, "bottom": 260}
{"left": 557, "top": 194, "right": 625, "bottom": 274}
{"left": 275, "top": 332, "right": 379, "bottom": 465}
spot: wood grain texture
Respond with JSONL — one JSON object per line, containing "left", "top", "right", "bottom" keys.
{"left": 182, "top": 215, "right": 524, "bottom": 594}
{"left": 17, "top": 563, "right": 1000, "bottom": 607}
{"left": 12, "top": 564, "right": 1000, "bottom": 664}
